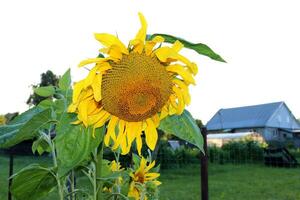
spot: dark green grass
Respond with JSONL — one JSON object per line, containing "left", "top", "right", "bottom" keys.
{"left": 1, "top": 155, "right": 300, "bottom": 200}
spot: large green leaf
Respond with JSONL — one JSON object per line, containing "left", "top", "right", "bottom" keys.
{"left": 0, "top": 109, "right": 53, "bottom": 148}
{"left": 149, "top": 33, "right": 226, "bottom": 63}
{"left": 8, "top": 106, "right": 44, "bottom": 124}
{"left": 159, "top": 110, "right": 204, "bottom": 152}
{"left": 11, "top": 164, "right": 57, "bottom": 200}
{"left": 55, "top": 113, "right": 105, "bottom": 175}
{"left": 58, "top": 69, "right": 71, "bottom": 91}
{"left": 34, "top": 86, "right": 55, "bottom": 97}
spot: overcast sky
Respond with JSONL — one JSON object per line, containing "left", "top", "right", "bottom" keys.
{"left": 1, "top": 0, "right": 300, "bottom": 123}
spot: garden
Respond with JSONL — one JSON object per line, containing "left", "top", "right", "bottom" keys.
{"left": 1, "top": 144, "right": 300, "bottom": 200}
{"left": 1, "top": 3, "right": 300, "bottom": 200}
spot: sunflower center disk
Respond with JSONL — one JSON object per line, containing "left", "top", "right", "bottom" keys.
{"left": 101, "top": 52, "right": 172, "bottom": 122}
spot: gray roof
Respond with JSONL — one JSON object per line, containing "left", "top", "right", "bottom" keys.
{"left": 206, "top": 102, "right": 300, "bottom": 131}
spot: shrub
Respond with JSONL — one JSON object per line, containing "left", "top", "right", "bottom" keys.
{"left": 208, "top": 139, "right": 264, "bottom": 164}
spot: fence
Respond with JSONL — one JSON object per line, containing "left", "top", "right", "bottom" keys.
{"left": 1, "top": 128, "right": 300, "bottom": 200}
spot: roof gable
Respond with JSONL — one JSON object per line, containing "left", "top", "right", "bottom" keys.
{"left": 266, "top": 103, "right": 300, "bottom": 129}
{"left": 206, "top": 102, "right": 300, "bottom": 131}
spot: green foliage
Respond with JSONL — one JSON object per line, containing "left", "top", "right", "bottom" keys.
{"left": 10, "top": 164, "right": 57, "bottom": 200}
{"left": 56, "top": 120, "right": 106, "bottom": 175}
{"left": 27, "top": 70, "right": 59, "bottom": 106}
{"left": 32, "top": 135, "right": 51, "bottom": 155}
{"left": 159, "top": 110, "right": 203, "bottom": 152}
{"left": 8, "top": 106, "right": 44, "bottom": 124}
{"left": 0, "top": 108, "right": 53, "bottom": 148}
{"left": 34, "top": 86, "right": 56, "bottom": 97}
{"left": 58, "top": 69, "right": 71, "bottom": 91}
{"left": 208, "top": 139, "right": 264, "bottom": 164}
{"left": 156, "top": 140, "right": 201, "bottom": 169}
{"left": 148, "top": 33, "right": 226, "bottom": 62}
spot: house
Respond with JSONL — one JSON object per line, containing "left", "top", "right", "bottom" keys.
{"left": 206, "top": 102, "right": 300, "bottom": 148}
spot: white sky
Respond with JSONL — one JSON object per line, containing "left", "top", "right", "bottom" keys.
{"left": 1, "top": 0, "right": 300, "bottom": 123}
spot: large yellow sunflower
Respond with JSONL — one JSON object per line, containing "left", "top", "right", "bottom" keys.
{"left": 69, "top": 13, "right": 198, "bottom": 155}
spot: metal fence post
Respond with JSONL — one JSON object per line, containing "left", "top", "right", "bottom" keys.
{"left": 200, "top": 127, "right": 208, "bottom": 200}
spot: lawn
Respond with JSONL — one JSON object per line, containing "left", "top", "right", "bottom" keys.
{"left": 1, "top": 154, "right": 300, "bottom": 200}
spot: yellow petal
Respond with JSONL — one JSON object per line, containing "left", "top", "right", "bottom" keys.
{"left": 135, "top": 12, "right": 147, "bottom": 42}
{"left": 87, "top": 109, "right": 105, "bottom": 124}
{"left": 172, "top": 79, "right": 191, "bottom": 105}
{"left": 145, "top": 119, "right": 158, "bottom": 150}
{"left": 155, "top": 46, "right": 198, "bottom": 75}
{"left": 84, "top": 67, "right": 98, "bottom": 88}
{"left": 112, "top": 120, "right": 126, "bottom": 150}
{"left": 94, "top": 33, "right": 129, "bottom": 54}
{"left": 159, "top": 105, "right": 169, "bottom": 120}
{"left": 145, "top": 172, "right": 160, "bottom": 180}
{"left": 151, "top": 114, "right": 160, "bottom": 128}
{"left": 107, "top": 45, "right": 123, "bottom": 60}
{"left": 94, "top": 112, "right": 110, "bottom": 128}
{"left": 169, "top": 94, "right": 178, "bottom": 110}
{"left": 168, "top": 99, "right": 177, "bottom": 115}
{"left": 105, "top": 116, "right": 118, "bottom": 146}
{"left": 172, "top": 40, "right": 184, "bottom": 52}
{"left": 91, "top": 74, "right": 102, "bottom": 102}
{"left": 172, "top": 86, "right": 185, "bottom": 114}
{"left": 120, "top": 133, "right": 130, "bottom": 155}
{"left": 138, "top": 157, "right": 147, "bottom": 173}
{"left": 136, "top": 132, "right": 142, "bottom": 156}
{"left": 72, "top": 80, "right": 85, "bottom": 103}
{"left": 153, "top": 180, "right": 162, "bottom": 186}
{"left": 128, "top": 182, "right": 140, "bottom": 200}
{"left": 68, "top": 103, "right": 77, "bottom": 113}
{"left": 145, "top": 36, "right": 164, "bottom": 56}
{"left": 78, "top": 57, "right": 108, "bottom": 68}
{"left": 144, "top": 160, "right": 155, "bottom": 172}
{"left": 166, "top": 64, "right": 195, "bottom": 85}
{"left": 71, "top": 120, "right": 82, "bottom": 125}
{"left": 130, "top": 13, "right": 148, "bottom": 54}
{"left": 78, "top": 100, "right": 89, "bottom": 126}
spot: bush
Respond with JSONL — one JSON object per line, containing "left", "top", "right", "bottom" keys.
{"left": 156, "top": 140, "right": 201, "bottom": 169}
{"left": 208, "top": 139, "right": 264, "bottom": 164}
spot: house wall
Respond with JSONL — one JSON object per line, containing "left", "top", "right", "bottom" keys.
{"left": 207, "top": 132, "right": 265, "bottom": 147}
{"left": 208, "top": 128, "right": 298, "bottom": 147}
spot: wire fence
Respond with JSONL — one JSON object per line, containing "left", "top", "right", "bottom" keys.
{"left": 1, "top": 134, "right": 300, "bottom": 200}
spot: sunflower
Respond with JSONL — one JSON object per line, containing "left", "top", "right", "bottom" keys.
{"left": 110, "top": 160, "right": 123, "bottom": 172}
{"left": 128, "top": 157, "right": 161, "bottom": 200}
{"left": 103, "top": 160, "right": 124, "bottom": 192}
{"left": 69, "top": 13, "right": 198, "bottom": 155}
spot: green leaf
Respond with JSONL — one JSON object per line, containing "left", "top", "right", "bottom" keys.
{"left": 58, "top": 69, "right": 71, "bottom": 91}
{"left": 55, "top": 113, "right": 106, "bottom": 175}
{"left": 34, "top": 86, "right": 56, "bottom": 97}
{"left": 159, "top": 110, "right": 204, "bottom": 152}
{"left": 32, "top": 136, "right": 51, "bottom": 155}
{"left": 37, "top": 99, "right": 55, "bottom": 109}
{"left": 0, "top": 109, "right": 53, "bottom": 148}
{"left": 8, "top": 107, "right": 44, "bottom": 124}
{"left": 10, "top": 164, "right": 57, "bottom": 200}
{"left": 149, "top": 33, "right": 226, "bottom": 63}
{"left": 132, "top": 153, "right": 141, "bottom": 167}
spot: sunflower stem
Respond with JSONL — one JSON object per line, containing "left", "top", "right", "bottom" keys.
{"left": 96, "top": 141, "right": 104, "bottom": 200}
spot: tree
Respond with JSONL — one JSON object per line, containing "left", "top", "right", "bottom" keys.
{"left": 26, "top": 70, "right": 59, "bottom": 106}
